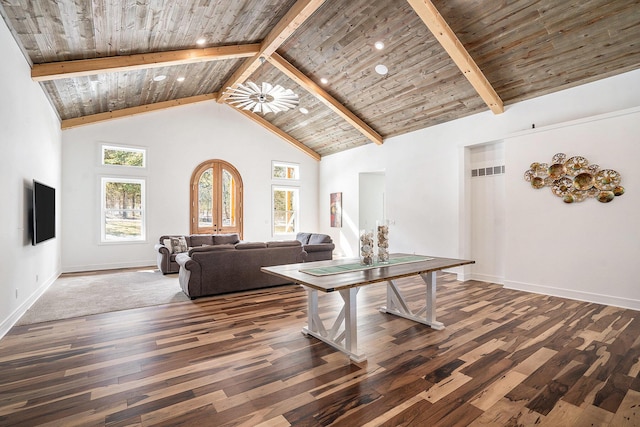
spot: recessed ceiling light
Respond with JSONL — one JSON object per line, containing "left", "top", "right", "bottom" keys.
{"left": 177, "top": 77, "right": 185, "bottom": 82}
{"left": 153, "top": 75, "right": 167, "bottom": 82}
{"left": 374, "top": 41, "right": 385, "bottom": 50}
{"left": 196, "top": 38, "right": 206, "bottom": 45}
{"left": 320, "top": 77, "right": 328, "bottom": 84}
{"left": 375, "top": 64, "right": 388, "bottom": 75}
{"left": 299, "top": 107, "right": 309, "bottom": 114}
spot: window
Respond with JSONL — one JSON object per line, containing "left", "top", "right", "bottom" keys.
{"left": 190, "top": 160, "right": 243, "bottom": 236}
{"left": 102, "top": 145, "right": 146, "bottom": 167}
{"left": 272, "top": 161, "right": 299, "bottom": 180}
{"left": 101, "top": 177, "right": 145, "bottom": 242}
{"left": 272, "top": 186, "right": 299, "bottom": 235}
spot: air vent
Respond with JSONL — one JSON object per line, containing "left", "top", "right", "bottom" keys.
{"left": 471, "top": 165, "right": 505, "bottom": 178}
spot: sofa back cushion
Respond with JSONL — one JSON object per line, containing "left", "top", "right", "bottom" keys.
{"left": 214, "top": 233, "right": 241, "bottom": 245}
{"left": 235, "top": 242, "right": 267, "bottom": 249}
{"left": 309, "top": 233, "right": 332, "bottom": 244}
{"left": 188, "top": 234, "right": 214, "bottom": 247}
{"left": 267, "top": 240, "right": 302, "bottom": 248}
{"left": 189, "top": 244, "right": 235, "bottom": 255}
{"left": 295, "top": 232, "right": 312, "bottom": 244}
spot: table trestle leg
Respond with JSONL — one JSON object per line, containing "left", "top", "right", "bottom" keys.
{"left": 301, "top": 286, "right": 366, "bottom": 362}
{"left": 379, "top": 272, "right": 444, "bottom": 330}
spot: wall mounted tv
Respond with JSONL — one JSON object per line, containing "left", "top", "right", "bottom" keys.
{"left": 32, "top": 180, "right": 56, "bottom": 245}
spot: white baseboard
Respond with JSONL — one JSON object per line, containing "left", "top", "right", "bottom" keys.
{"left": 0, "top": 273, "right": 58, "bottom": 339}
{"left": 62, "top": 259, "right": 157, "bottom": 273}
{"left": 466, "top": 272, "right": 505, "bottom": 285}
{"left": 504, "top": 280, "right": 640, "bottom": 311}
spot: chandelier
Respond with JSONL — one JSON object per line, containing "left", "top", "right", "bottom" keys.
{"left": 224, "top": 81, "right": 299, "bottom": 114}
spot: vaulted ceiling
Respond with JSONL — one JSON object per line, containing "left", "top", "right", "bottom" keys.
{"left": 1, "top": 0, "right": 639, "bottom": 159}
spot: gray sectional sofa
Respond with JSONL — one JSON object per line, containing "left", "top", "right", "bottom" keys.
{"left": 176, "top": 240, "right": 307, "bottom": 299}
{"left": 155, "top": 232, "right": 332, "bottom": 299}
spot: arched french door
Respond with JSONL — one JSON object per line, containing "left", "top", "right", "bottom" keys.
{"left": 190, "top": 159, "right": 243, "bottom": 237}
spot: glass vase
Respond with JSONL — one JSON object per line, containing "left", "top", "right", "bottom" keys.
{"left": 359, "top": 229, "right": 374, "bottom": 266}
{"left": 376, "top": 220, "right": 389, "bottom": 264}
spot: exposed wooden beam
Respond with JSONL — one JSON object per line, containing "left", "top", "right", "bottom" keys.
{"left": 407, "top": 0, "right": 504, "bottom": 114}
{"left": 217, "top": 0, "right": 327, "bottom": 103}
{"left": 269, "top": 53, "right": 383, "bottom": 145}
{"left": 230, "top": 106, "right": 321, "bottom": 161}
{"left": 32, "top": 44, "right": 260, "bottom": 81}
{"left": 61, "top": 93, "right": 217, "bottom": 129}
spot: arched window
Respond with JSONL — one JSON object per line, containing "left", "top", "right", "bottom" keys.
{"left": 190, "top": 160, "right": 243, "bottom": 237}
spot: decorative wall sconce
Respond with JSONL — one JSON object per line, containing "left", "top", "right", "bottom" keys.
{"left": 524, "top": 153, "right": 624, "bottom": 203}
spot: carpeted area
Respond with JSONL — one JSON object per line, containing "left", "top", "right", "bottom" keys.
{"left": 16, "top": 268, "right": 190, "bottom": 325}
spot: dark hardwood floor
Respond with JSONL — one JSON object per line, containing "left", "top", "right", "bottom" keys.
{"left": 0, "top": 273, "right": 638, "bottom": 426}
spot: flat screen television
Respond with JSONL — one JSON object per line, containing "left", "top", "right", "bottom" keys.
{"left": 32, "top": 180, "right": 56, "bottom": 245}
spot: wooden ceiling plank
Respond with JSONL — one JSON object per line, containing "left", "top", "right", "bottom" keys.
{"left": 32, "top": 44, "right": 261, "bottom": 81}
{"left": 60, "top": 93, "right": 217, "bottom": 129}
{"left": 269, "top": 53, "right": 383, "bottom": 145}
{"left": 231, "top": 106, "right": 321, "bottom": 161}
{"left": 407, "top": 0, "right": 504, "bottom": 114}
{"left": 217, "top": 0, "right": 327, "bottom": 103}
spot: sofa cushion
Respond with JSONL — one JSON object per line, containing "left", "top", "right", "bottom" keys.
{"left": 169, "top": 236, "right": 188, "bottom": 253}
{"left": 189, "top": 244, "right": 235, "bottom": 254}
{"left": 267, "top": 240, "right": 302, "bottom": 248}
{"left": 295, "top": 232, "right": 312, "bottom": 244}
{"left": 309, "top": 233, "right": 332, "bottom": 244}
{"left": 189, "top": 234, "right": 214, "bottom": 247}
{"left": 235, "top": 242, "right": 267, "bottom": 249}
{"left": 214, "top": 233, "right": 241, "bottom": 245}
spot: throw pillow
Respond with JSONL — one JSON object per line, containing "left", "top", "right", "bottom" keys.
{"left": 169, "top": 236, "right": 188, "bottom": 253}
{"left": 163, "top": 238, "right": 173, "bottom": 253}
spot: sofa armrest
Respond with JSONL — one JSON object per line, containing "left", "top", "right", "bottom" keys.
{"left": 155, "top": 243, "right": 170, "bottom": 255}
{"left": 176, "top": 252, "right": 193, "bottom": 268}
{"left": 176, "top": 253, "right": 200, "bottom": 298}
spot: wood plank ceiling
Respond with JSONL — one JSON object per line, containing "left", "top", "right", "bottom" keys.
{"left": 1, "top": 0, "right": 639, "bottom": 158}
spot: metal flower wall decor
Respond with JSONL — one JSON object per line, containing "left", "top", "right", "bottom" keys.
{"left": 524, "top": 153, "right": 625, "bottom": 204}
{"left": 224, "top": 81, "right": 299, "bottom": 114}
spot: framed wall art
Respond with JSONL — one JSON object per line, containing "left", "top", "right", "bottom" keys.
{"left": 330, "top": 192, "right": 342, "bottom": 227}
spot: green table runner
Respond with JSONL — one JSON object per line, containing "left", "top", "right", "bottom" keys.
{"left": 300, "top": 255, "right": 434, "bottom": 276}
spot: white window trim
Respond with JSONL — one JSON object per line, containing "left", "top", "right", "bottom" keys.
{"left": 271, "top": 160, "right": 300, "bottom": 181}
{"left": 100, "top": 176, "right": 146, "bottom": 244}
{"left": 271, "top": 185, "right": 300, "bottom": 238}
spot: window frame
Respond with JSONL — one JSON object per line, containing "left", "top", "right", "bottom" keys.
{"left": 101, "top": 144, "right": 147, "bottom": 168}
{"left": 100, "top": 176, "right": 146, "bottom": 244}
{"left": 271, "top": 161, "right": 300, "bottom": 181}
{"left": 272, "top": 185, "right": 300, "bottom": 237}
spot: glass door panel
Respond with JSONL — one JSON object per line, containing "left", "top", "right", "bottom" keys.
{"left": 198, "top": 168, "right": 213, "bottom": 228}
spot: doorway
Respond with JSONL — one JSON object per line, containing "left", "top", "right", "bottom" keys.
{"left": 190, "top": 159, "right": 243, "bottom": 237}
{"left": 359, "top": 172, "right": 385, "bottom": 232}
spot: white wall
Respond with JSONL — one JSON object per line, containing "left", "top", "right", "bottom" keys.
{"left": 61, "top": 101, "right": 319, "bottom": 272}
{"left": 0, "top": 18, "right": 62, "bottom": 336}
{"left": 504, "top": 111, "right": 640, "bottom": 309}
{"left": 319, "top": 69, "right": 640, "bottom": 310}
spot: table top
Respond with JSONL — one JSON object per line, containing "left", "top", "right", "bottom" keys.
{"left": 261, "top": 254, "right": 475, "bottom": 292}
